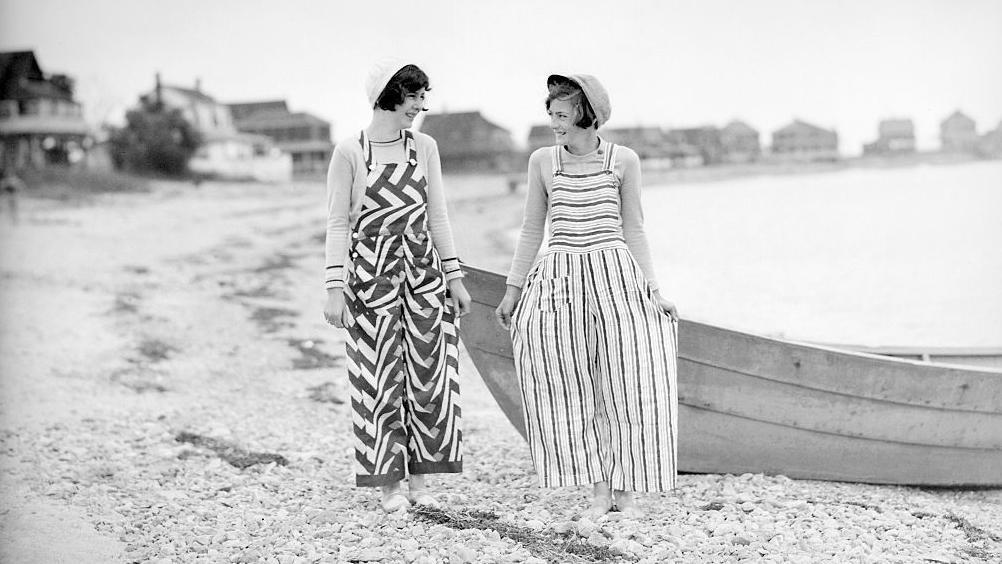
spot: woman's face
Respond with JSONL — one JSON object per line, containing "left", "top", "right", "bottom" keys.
{"left": 548, "top": 98, "right": 587, "bottom": 146}
{"left": 393, "top": 88, "right": 426, "bottom": 128}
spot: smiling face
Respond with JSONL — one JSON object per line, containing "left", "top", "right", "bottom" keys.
{"left": 548, "top": 98, "right": 589, "bottom": 146}
{"left": 391, "top": 88, "right": 426, "bottom": 129}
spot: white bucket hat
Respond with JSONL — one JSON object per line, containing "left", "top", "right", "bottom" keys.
{"left": 365, "top": 58, "right": 408, "bottom": 107}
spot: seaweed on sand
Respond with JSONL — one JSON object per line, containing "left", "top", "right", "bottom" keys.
{"left": 175, "top": 432, "right": 288, "bottom": 469}
{"left": 412, "top": 505, "right": 635, "bottom": 563}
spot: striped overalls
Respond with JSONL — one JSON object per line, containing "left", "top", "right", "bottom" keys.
{"left": 511, "top": 142, "right": 678, "bottom": 492}
{"left": 345, "top": 130, "right": 462, "bottom": 487}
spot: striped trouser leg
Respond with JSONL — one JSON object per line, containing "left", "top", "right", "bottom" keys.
{"left": 589, "top": 249, "right": 678, "bottom": 492}
{"left": 346, "top": 288, "right": 409, "bottom": 487}
{"left": 512, "top": 253, "right": 607, "bottom": 487}
{"left": 401, "top": 260, "right": 463, "bottom": 476}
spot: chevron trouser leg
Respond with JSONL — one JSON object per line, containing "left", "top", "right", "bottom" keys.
{"left": 345, "top": 241, "right": 462, "bottom": 487}
{"left": 512, "top": 248, "right": 677, "bottom": 492}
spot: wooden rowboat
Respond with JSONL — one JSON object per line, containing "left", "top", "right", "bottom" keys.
{"left": 459, "top": 265, "right": 1002, "bottom": 486}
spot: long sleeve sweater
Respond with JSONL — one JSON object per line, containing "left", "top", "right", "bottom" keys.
{"left": 324, "top": 130, "right": 463, "bottom": 289}
{"left": 505, "top": 142, "right": 659, "bottom": 290}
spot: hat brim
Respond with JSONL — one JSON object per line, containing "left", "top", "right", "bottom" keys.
{"left": 547, "top": 74, "right": 576, "bottom": 88}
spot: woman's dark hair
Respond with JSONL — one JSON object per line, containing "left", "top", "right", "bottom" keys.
{"left": 375, "top": 65, "right": 431, "bottom": 110}
{"left": 544, "top": 77, "right": 597, "bottom": 129}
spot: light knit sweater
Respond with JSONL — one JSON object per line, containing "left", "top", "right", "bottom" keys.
{"left": 324, "top": 130, "right": 462, "bottom": 289}
{"left": 505, "top": 141, "right": 659, "bottom": 290}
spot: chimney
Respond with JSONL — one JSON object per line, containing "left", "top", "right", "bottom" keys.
{"left": 155, "top": 72, "right": 162, "bottom": 109}
{"left": 195, "top": 77, "right": 202, "bottom": 93}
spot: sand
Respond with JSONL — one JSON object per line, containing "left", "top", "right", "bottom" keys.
{"left": 0, "top": 175, "right": 999, "bottom": 563}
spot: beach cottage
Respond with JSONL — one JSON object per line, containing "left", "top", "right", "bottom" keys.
{"left": 140, "top": 76, "right": 291, "bottom": 182}
{"left": 770, "top": 120, "right": 839, "bottom": 162}
{"left": 720, "top": 120, "right": 761, "bottom": 163}
{"left": 939, "top": 110, "right": 978, "bottom": 154}
{"left": 418, "top": 111, "right": 516, "bottom": 173}
{"left": 0, "top": 51, "right": 90, "bottom": 170}
{"left": 863, "top": 118, "right": 917, "bottom": 156}
{"left": 228, "top": 100, "right": 333, "bottom": 177}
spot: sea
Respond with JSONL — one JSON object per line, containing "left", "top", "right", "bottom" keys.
{"left": 642, "top": 160, "right": 1002, "bottom": 348}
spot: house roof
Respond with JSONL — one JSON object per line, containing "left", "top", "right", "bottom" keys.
{"left": 942, "top": 110, "right": 975, "bottom": 127}
{"left": 722, "top": 120, "right": 758, "bottom": 136}
{"left": 419, "top": 111, "right": 510, "bottom": 137}
{"left": 528, "top": 124, "right": 552, "bottom": 137}
{"left": 774, "top": 119, "right": 835, "bottom": 136}
{"left": 0, "top": 50, "right": 73, "bottom": 101}
{"left": 228, "top": 100, "right": 290, "bottom": 121}
{"left": 161, "top": 84, "right": 217, "bottom": 104}
{"left": 233, "top": 111, "right": 330, "bottom": 128}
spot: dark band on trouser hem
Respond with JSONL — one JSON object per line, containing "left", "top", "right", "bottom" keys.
{"left": 354, "top": 460, "right": 463, "bottom": 487}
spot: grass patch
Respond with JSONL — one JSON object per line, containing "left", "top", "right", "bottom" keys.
{"left": 250, "top": 306, "right": 296, "bottom": 333}
{"left": 175, "top": 431, "right": 288, "bottom": 469}
{"left": 412, "top": 506, "right": 633, "bottom": 564}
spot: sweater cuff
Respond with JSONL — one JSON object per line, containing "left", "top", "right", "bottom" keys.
{"left": 324, "top": 265, "right": 344, "bottom": 290}
{"left": 505, "top": 273, "right": 526, "bottom": 288}
{"left": 441, "top": 257, "right": 464, "bottom": 281}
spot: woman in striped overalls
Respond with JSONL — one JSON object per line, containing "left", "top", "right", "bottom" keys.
{"left": 324, "top": 60, "right": 471, "bottom": 512}
{"left": 496, "top": 74, "right": 678, "bottom": 519}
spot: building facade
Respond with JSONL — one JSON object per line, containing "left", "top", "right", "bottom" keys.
{"left": 939, "top": 110, "right": 978, "bottom": 154}
{"left": 140, "top": 76, "right": 291, "bottom": 182}
{"left": 228, "top": 100, "right": 333, "bottom": 177}
{"left": 720, "top": 120, "right": 761, "bottom": 163}
{"left": 770, "top": 120, "right": 839, "bottom": 162}
{"left": 863, "top": 118, "right": 917, "bottom": 156}
{"left": 418, "top": 111, "right": 516, "bottom": 172}
{"left": 0, "top": 51, "right": 90, "bottom": 170}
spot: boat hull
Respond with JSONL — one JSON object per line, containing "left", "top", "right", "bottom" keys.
{"left": 459, "top": 266, "right": 1002, "bottom": 486}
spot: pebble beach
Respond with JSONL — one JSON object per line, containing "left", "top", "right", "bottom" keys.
{"left": 1, "top": 175, "right": 1000, "bottom": 563}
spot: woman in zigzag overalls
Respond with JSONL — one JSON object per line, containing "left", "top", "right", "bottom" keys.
{"left": 496, "top": 74, "right": 679, "bottom": 519}
{"left": 323, "top": 60, "right": 471, "bottom": 513}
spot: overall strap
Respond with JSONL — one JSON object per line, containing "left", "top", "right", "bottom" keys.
{"left": 603, "top": 141, "right": 618, "bottom": 173}
{"left": 359, "top": 130, "right": 372, "bottom": 170}
{"left": 404, "top": 130, "right": 418, "bottom": 166}
{"left": 551, "top": 145, "right": 563, "bottom": 176}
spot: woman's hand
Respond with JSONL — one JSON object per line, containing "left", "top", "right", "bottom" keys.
{"left": 495, "top": 285, "right": 522, "bottom": 329}
{"left": 323, "top": 288, "right": 351, "bottom": 328}
{"left": 448, "top": 279, "right": 472, "bottom": 318}
{"left": 654, "top": 291, "right": 678, "bottom": 322}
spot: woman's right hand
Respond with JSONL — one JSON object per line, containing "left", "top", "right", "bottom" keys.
{"left": 324, "top": 289, "right": 351, "bottom": 328}
{"left": 494, "top": 285, "right": 522, "bottom": 330}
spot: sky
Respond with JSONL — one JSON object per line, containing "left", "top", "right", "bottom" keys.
{"left": 2, "top": 0, "right": 1000, "bottom": 155}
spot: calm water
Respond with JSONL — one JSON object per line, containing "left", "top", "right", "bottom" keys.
{"left": 643, "top": 161, "right": 1002, "bottom": 348}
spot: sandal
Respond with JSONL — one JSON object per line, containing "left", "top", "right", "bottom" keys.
{"left": 381, "top": 492, "right": 411, "bottom": 513}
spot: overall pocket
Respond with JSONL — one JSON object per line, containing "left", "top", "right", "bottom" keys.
{"left": 533, "top": 276, "right": 572, "bottom": 312}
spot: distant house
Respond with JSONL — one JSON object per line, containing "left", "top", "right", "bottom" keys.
{"left": 770, "top": 119, "right": 839, "bottom": 162}
{"left": 418, "top": 111, "right": 516, "bottom": 172}
{"left": 720, "top": 120, "right": 761, "bottom": 163}
{"left": 602, "top": 126, "right": 667, "bottom": 159}
{"left": 228, "top": 100, "right": 333, "bottom": 177}
{"left": 668, "top": 126, "right": 724, "bottom": 165}
{"left": 978, "top": 121, "right": 1002, "bottom": 159}
{"left": 939, "top": 110, "right": 978, "bottom": 154}
{"left": 0, "top": 50, "right": 90, "bottom": 170}
{"left": 140, "top": 76, "right": 291, "bottom": 182}
{"left": 527, "top": 124, "right": 553, "bottom": 153}
{"left": 863, "top": 118, "right": 916, "bottom": 156}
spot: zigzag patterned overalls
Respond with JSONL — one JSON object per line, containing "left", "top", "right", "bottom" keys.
{"left": 345, "top": 130, "right": 462, "bottom": 487}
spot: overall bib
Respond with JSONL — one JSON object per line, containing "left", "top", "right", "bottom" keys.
{"left": 511, "top": 141, "right": 678, "bottom": 492}
{"left": 345, "top": 130, "right": 462, "bottom": 487}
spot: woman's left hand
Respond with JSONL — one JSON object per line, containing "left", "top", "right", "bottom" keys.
{"left": 655, "top": 292, "right": 678, "bottom": 322}
{"left": 448, "top": 279, "right": 472, "bottom": 318}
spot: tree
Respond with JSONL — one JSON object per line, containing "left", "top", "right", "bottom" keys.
{"left": 109, "top": 98, "right": 202, "bottom": 176}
